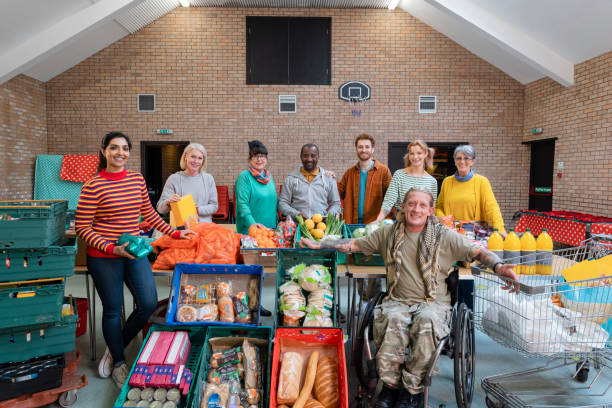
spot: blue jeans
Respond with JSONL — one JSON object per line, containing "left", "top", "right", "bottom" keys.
{"left": 87, "top": 255, "right": 158, "bottom": 365}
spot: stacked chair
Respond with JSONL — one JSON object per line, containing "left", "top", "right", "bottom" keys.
{"left": 0, "top": 200, "right": 86, "bottom": 407}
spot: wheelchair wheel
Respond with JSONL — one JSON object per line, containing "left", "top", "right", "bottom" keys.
{"left": 453, "top": 303, "right": 475, "bottom": 408}
{"left": 353, "top": 291, "right": 385, "bottom": 389}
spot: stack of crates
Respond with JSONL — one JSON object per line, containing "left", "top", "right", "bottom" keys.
{"left": 0, "top": 200, "right": 78, "bottom": 400}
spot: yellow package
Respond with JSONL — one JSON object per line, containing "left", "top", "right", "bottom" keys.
{"left": 562, "top": 254, "right": 612, "bottom": 285}
{"left": 169, "top": 194, "right": 198, "bottom": 227}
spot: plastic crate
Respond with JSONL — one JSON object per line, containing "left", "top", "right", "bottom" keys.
{"left": 294, "top": 223, "right": 349, "bottom": 265}
{"left": 0, "top": 278, "right": 65, "bottom": 329}
{"left": 190, "top": 326, "right": 273, "bottom": 408}
{"left": 0, "top": 238, "right": 76, "bottom": 282}
{"left": 113, "top": 324, "right": 207, "bottom": 408}
{"left": 166, "top": 263, "right": 264, "bottom": 327}
{"left": 75, "top": 297, "right": 88, "bottom": 337}
{"left": 269, "top": 328, "right": 349, "bottom": 408}
{"left": 346, "top": 224, "right": 385, "bottom": 266}
{"left": 0, "top": 354, "right": 65, "bottom": 402}
{"left": 274, "top": 249, "right": 338, "bottom": 328}
{"left": 0, "top": 200, "right": 68, "bottom": 249}
{"left": 0, "top": 297, "right": 77, "bottom": 364}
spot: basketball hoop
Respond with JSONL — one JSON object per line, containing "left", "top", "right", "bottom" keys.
{"left": 350, "top": 97, "right": 366, "bottom": 117}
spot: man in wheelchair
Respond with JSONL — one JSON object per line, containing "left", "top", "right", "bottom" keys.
{"left": 300, "top": 187, "right": 518, "bottom": 408}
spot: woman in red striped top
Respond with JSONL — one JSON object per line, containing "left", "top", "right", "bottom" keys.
{"left": 76, "top": 132, "right": 192, "bottom": 388}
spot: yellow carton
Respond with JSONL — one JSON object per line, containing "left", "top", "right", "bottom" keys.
{"left": 169, "top": 194, "right": 198, "bottom": 228}
{"left": 561, "top": 254, "right": 612, "bottom": 285}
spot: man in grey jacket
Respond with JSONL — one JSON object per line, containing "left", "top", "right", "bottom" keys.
{"left": 279, "top": 144, "right": 342, "bottom": 219}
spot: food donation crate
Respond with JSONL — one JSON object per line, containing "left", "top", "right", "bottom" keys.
{"left": 0, "top": 200, "right": 68, "bottom": 249}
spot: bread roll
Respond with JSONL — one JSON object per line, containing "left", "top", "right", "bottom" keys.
{"left": 304, "top": 399, "right": 325, "bottom": 408}
{"left": 314, "top": 356, "right": 339, "bottom": 408}
{"left": 277, "top": 352, "right": 303, "bottom": 405}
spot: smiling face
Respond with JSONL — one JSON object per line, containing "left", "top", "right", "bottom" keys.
{"left": 101, "top": 137, "right": 130, "bottom": 172}
{"left": 249, "top": 153, "right": 267, "bottom": 172}
{"left": 454, "top": 152, "right": 474, "bottom": 177}
{"left": 407, "top": 145, "right": 426, "bottom": 169}
{"left": 301, "top": 146, "right": 319, "bottom": 172}
{"left": 356, "top": 139, "right": 374, "bottom": 162}
{"left": 184, "top": 148, "right": 204, "bottom": 175}
{"left": 401, "top": 191, "right": 434, "bottom": 230}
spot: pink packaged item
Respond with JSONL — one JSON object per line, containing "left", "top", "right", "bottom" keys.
{"left": 164, "top": 331, "right": 191, "bottom": 366}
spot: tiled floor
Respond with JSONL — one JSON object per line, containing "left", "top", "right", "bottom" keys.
{"left": 32, "top": 274, "right": 611, "bottom": 407}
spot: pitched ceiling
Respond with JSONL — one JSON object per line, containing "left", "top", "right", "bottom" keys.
{"left": 1, "top": 0, "right": 611, "bottom": 86}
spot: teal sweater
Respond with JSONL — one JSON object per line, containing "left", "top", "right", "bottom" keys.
{"left": 235, "top": 170, "right": 278, "bottom": 235}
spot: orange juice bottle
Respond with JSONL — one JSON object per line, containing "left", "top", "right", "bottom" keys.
{"left": 520, "top": 229, "right": 537, "bottom": 275}
{"left": 536, "top": 228, "right": 553, "bottom": 275}
{"left": 504, "top": 229, "right": 521, "bottom": 272}
{"left": 487, "top": 228, "right": 504, "bottom": 261}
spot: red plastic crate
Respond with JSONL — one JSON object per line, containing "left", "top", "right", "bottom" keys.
{"left": 270, "top": 328, "right": 348, "bottom": 408}
{"left": 75, "top": 298, "right": 88, "bottom": 337}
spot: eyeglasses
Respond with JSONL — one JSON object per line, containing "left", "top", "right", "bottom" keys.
{"left": 253, "top": 154, "right": 267, "bottom": 160}
{"left": 455, "top": 157, "right": 473, "bottom": 162}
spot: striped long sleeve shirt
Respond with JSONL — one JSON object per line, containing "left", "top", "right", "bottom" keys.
{"left": 381, "top": 169, "right": 439, "bottom": 212}
{"left": 76, "top": 169, "right": 178, "bottom": 257}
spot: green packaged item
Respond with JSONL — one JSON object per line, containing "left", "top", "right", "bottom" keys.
{"left": 116, "top": 233, "right": 154, "bottom": 259}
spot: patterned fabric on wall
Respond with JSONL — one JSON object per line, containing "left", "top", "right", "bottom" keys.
{"left": 60, "top": 155, "right": 99, "bottom": 182}
{"left": 34, "top": 155, "right": 83, "bottom": 210}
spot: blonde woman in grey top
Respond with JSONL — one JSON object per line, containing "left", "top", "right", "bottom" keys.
{"left": 375, "top": 140, "right": 438, "bottom": 222}
{"left": 157, "top": 143, "right": 218, "bottom": 223}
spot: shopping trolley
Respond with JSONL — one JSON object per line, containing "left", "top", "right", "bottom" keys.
{"left": 472, "top": 234, "right": 612, "bottom": 408}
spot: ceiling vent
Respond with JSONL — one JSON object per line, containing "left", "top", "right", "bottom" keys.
{"left": 138, "top": 94, "right": 155, "bottom": 112}
{"left": 419, "top": 96, "right": 436, "bottom": 114}
{"left": 279, "top": 95, "right": 296, "bottom": 114}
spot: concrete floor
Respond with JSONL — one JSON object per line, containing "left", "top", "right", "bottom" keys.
{"left": 31, "top": 274, "right": 612, "bottom": 407}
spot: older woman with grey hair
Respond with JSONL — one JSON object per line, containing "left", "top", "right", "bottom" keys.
{"left": 157, "top": 143, "right": 218, "bottom": 223}
{"left": 435, "top": 144, "right": 506, "bottom": 233}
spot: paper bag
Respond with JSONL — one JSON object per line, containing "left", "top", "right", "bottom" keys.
{"left": 169, "top": 194, "right": 198, "bottom": 228}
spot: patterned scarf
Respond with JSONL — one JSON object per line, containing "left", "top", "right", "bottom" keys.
{"left": 386, "top": 216, "right": 444, "bottom": 302}
{"left": 248, "top": 166, "right": 271, "bottom": 184}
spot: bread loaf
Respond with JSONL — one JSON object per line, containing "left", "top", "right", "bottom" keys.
{"left": 277, "top": 352, "right": 303, "bottom": 405}
{"left": 313, "top": 356, "right": 339, "bottom": 408}
{"left": 304, "top": 399, "right": 325, "bottom": 408}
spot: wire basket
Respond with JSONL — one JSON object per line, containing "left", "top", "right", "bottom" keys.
{"left": 472, "top": 236, "right": 612, "bottom": 359}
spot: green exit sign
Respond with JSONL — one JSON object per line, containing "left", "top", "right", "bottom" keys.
{"left": 157, "top": 129, "right": 173, "bottom": 134}
{"left": 535, "top": 187, "right": 551, "bottom": 193}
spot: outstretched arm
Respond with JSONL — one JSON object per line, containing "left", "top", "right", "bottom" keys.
{"left": 299, "top": 238, "right": 360, "bottom": 253}
{"left": 471, "top": 247, "right": 519, "bottom": 293}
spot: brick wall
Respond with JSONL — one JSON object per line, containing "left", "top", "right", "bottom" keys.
{"left": 46, "top": 7, "right": 527, "bottom": 225}
{"left": 0, "top": 75, "right": 47, "bottom": 200}
{"left": 524, "top": 52, "right": 612, "bottom": 217}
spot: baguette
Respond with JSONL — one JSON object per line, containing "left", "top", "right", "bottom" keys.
{"left": 292, "top": 351, "right": 320, "bottom": 408}
{"left": 304, "top": 399, "right": 325, "bottom": 408}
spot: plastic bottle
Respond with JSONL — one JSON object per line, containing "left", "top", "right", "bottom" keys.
{"left": 536, "top": 228, "right": 553, "bottom": 275}
{"left": 503, "top": 229, "right": 521, "bottom": 272}
{"left": 520, "top": 228, "right": 537, "bottom": 275}
{"left": 487, "top": 228, "right": 504, "bottom": 261}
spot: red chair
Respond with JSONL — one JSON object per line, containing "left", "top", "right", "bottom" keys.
{"left": 212, "top": 185, "right": 229, "bottom": 222}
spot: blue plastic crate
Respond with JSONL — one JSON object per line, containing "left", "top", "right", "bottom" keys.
{"left": 166, "top": 263, "right": 264, "bottom": 327}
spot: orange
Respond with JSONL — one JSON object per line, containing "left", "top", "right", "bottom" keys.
{"left": 312, "top": 228, "right": 324, "bottom": 240}
{"left": 248, "top": 224, "right": 258, "bottom": 237}
{"left": 317, "top": 222, "right": 326, "bottom": 232}
{"left": 304, "top": 219, "right": 315, "bottom": 230}
{"left": 312, "top": 213, "right": 323, "bottom": 224}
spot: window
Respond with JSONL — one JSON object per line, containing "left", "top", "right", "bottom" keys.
{"left": 246, "top": 17, "right": 331, "bottom": 85}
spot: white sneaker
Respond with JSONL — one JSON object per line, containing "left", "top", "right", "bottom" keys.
{"left": 112, "top": 362, "right": 129, "bottom": 389}
{"left": 98, "top": 347, "right": 113, "bottom": 378}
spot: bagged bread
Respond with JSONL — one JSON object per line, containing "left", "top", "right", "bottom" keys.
{"left": 314, "top": 356, "right": 339, "bottom": 408}
{"left": 277, "top": 352, "right": 303, "bottom": 405}
{"left": 177, "top": 305, "right": 197, "bottom": 322}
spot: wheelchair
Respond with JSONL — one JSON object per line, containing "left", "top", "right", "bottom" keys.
{"left": 352, "top": 268, "right": 475, "bottom": 408}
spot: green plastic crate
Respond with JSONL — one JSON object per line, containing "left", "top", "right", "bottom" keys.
{"left": 275, "top": 249, "right": 338, "bottom": 328}
{"left": 190, "top": 326, "right": 273, "bottom": 408}
{"left": 293, "top": 222, "right": 348, "bottom": 264}
{"left": 0, "top": 297, "right": 77, "bottom": 364}
{"left": 0, "top": 238, "right": 76, "bottom": 282}
{"left": 346, "top": 224, "right": 385, "bottom": 266}
{"left": 0, "top": 200, "right": 67, "bottom": 249}
{"left": 113, "top": 325, "right": 208, "bottom": 408}
{"left": 0, "top": 279, "right": 65, "bottom": 329}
